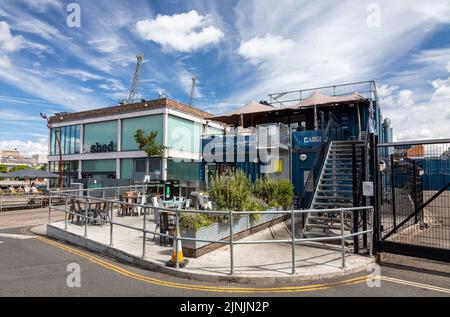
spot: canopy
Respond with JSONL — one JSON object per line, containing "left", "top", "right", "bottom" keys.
{"left": 0, "top": 172, "right": 11, "bottom": 179}
{"left": 289, "top": 92, "right": 366, "bottom": 109}
{"left": 6, "top": 169, "right": 59, "bottom": 179}
{"left": 208, "top": 100, "right": 275, "bottom": 124}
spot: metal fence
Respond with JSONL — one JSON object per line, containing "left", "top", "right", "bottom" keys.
{"left": 48, "top": 186, "right": 374, "bottom": 274}
{"left": 377, "top": 139, "right": 450, "bottom": 261}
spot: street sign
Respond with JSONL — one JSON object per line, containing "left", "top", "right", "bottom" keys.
{"left": 363, "top": 181, "right": 374, "bottom": 196}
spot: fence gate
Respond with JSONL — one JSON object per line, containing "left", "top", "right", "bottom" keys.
{"left": 376, "top": 139, "right": 450, "bottom": 262}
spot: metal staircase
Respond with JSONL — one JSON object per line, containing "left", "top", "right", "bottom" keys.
{"left": 303, "top": 141, "right": 363, "bottom": 238}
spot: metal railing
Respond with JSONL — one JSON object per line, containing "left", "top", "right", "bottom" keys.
{"left": 48, "top": 187, "right": 374, "bottom": 274}
{"left": 268, "top": 80, "right": 377, "bottom": 108}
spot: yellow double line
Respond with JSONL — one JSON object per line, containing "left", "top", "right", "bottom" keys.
{"left": 378, "top": 276, "right": 450, "bottom": 294}
{"left": 35, "top": 235, "right": 450, "bottom": 294}
{"left": 35, "top": 236, "right": 369, "bottom": 293}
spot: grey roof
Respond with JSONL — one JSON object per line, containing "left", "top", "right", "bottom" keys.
{"left": 0, "top": 172, "right": 10, "bottom": 179}
{"left": 6, "top": 169, "right": 59, "bottom": 179}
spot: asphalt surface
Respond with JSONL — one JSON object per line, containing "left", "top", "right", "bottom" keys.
{"left": 0, "top": 225, "right": 449, "bottom": 297}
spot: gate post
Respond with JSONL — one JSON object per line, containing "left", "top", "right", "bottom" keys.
{"left": 390, "top": 154, "right": 397, "bottom": 230}
{"left": 372, "top": 134, "right": 381, "bottom": 254}
{"left": 352, "top": 143, "right": 359, "bottom": 254}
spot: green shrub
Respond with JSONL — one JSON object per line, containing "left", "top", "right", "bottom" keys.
{"left": 253, "top": 177, "right": 294, "bottom": 210}
{"left": 179, "top": 213, "right": 215, "bottom": 230}
{"left": 242, "top": 195, "right": 267, "bottom": 222}
{"left": 275, "top": 179, "right": 295, "bottom": 209}
{"left": 209, "top": 170, "right": 251, "bottom": 211}
{"left": 180, "top": 171, "right": 294, "bottom": 230}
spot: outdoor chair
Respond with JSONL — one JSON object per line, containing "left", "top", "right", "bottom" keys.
{"left": 118, "top": 195, "right": 130, "bottom": 217}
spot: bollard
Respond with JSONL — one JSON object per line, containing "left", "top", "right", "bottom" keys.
{"left": 175, "top": 209, "right": 179, "bottom": 269}
{"left": 110, "top": 202, "right": 114, "bottom": 247}
{"left": 291, "top": 210, "right": 296, "bottom": 274}
{"left": 84, "top": 197, "right": 89, "bottom": 238}
{"left": 64, "top": 195, "right": 68, "bottom": 231}
{"left": 229, "top": 210, "right": 234, "bottom": 275}
{"left": 142, "top": 207, "right": 147, "bottom": 258}
{"left": 340, "top": 209, "right": 346, "bottom": 268}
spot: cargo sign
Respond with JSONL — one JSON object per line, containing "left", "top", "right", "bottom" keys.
{"left": 292, "top": 131, "right": 322, "bottom": 149}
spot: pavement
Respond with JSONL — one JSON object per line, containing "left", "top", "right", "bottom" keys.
{"left": 0, "top": 225, "right": 449, "bottom": 296}
{"left": 0, "top": 207, "right": 449, "bottom": 297}
{"left": 46, "top": 216, "right": 374, "bottom": 283}
{"left": 0, "top": 207, "right": 64, "bottom": 229}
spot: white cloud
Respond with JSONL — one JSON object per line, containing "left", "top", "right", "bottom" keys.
{"left": 0, "top": 21, "right": 23, "bottom": 52}
{"left": 99, "top": 79, "right": 127, "bottom": 92}
{"left": 54, "top": 68, "right": 104, "bottom": 82}
{"left": 378, "top": 84, "right": 399, "bottom": 98}
{"left": 231, "top": 0, "right": 450, "bottom": 101}
{"left": 0, "top": 54, "right": 11, "bottom": 68}
{"left": 447, "top": 61, "right": 450, "bottom": 73}
{"left": 381, "top": 80, "right": 450, "bottom": 141}
{"left": 431, "top": 77, "right": 450, "bottom": 105}
{"left": 88, "top": 38, "right": 124, "bottom": 54}
{"left": 136, "top": 10, "right": 224, "bottom": 52}
{"left": 398, "top": 90, "right": 415, "bottom": 108}
{"left": 21, "top": 0, "right": 62, "bottom": 12}
{"left": 0, "top": 20, "right": 49, "bottom": 54}
{"left": 0, "top": 138, "right": 48, "bottom": 158}
{"left": 237, "top": 34, "right": 294, "bottom": 64}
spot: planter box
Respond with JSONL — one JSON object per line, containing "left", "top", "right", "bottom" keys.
{"left": 180, "top": 209, "right": 286, "bottom": 258}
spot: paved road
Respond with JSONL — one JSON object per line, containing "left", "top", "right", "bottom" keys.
{"left": 0, "top": 225, "right": 449, "bottom": 297}
{"left": 0, "top": 208, "right": 64, "bottom": 229}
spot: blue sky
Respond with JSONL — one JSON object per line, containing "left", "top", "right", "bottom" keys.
{"left": 0, "top": 0, "right": 449, "bottom": 157}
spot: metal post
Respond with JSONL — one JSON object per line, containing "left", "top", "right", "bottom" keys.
{"left": 369, "top": 207, "right": 374, "bottom": 257}
{"left": 340, "top": 209, "right": 346, "bottom": 268}
{"left": 142, "top": 207, "right": 147, "bottom": 259}
{"left": 84, "top": 197, "right": 89, "bottom": 238}
{"left": 48, "top": 192, "right": 52, "bottom": 224}
{"left": 352, "top": 143, "right": 359, "bottom": 254}
{"left": 110, "top": 202, "right": 114, "bottom": 247}
{"left": 413, "top": 160, "right": 418, "bottom": 224}
{"left": 175, "top": 209, "right": 180, "bottom": 269}
{"left": 229, "top": 210, "right": 234, "bottom": 275}
{"left": 291, "top": 210, "right": 296, "bottom": 274}
{"left": 390, "top": 154, "right": 397, "bottom": 230}
{"left": 64, "top": 195, "right": 68, "bottom": 231}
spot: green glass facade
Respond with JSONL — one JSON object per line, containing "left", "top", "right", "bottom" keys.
{"left": 84, "top": 121, "right": 118, "bottom": 152}
{"left": 82, "top": 159, "right": 116, "bottom": 173}
{"left": 168, "top": 115, "right": 201, "bottom": 153}
{"left": 167, "top": 160, "right": 200, "bottom": 181}
{"left": 120, "top": 158, "right": 134, "bottom": 179}
{"left": 50, "top": 125, "right": 80, "bottom": 155}
{"left": 121, "top": 115, "right": 163, "bottom": 151}
{"left": 49, "top": 111, "right": 209, "bottom": 182}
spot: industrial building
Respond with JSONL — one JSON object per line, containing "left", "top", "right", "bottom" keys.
{"left": 47, "top": 98, "right": 223, "bottom": 186}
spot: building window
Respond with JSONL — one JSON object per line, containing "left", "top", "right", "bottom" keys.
{"left": 121, "top": 115, "right": 163, "bottom": 151}
{"left": 167, "top": 160, "right": 200, "bottom": 181}
{"left": 83, "top": 121, "right": 118, "bottom": 153}
{"left": 50, "top": 125, "right": 81, "bottom": 155}
{"left": 168, "top": 115, "right": 201, "bottom": 153}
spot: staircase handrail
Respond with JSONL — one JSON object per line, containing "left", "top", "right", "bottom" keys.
{"left": 354, "top": 117, "right": 371, "bottom": 207}
{"left": 297, "top": 115, "right": 342, "bottom": 209}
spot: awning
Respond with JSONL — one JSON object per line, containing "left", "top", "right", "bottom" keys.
{"left": 289, "top": 91, "right": 366, "bottom": 109}
{"left": 0, "top": 172, "right": 11, "bottom": 179}
{"left": 208, "top": 100, "right": 275, "bottom": 124}
{"left": 6, "top": 169, "right": 59, "bottom": 179}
